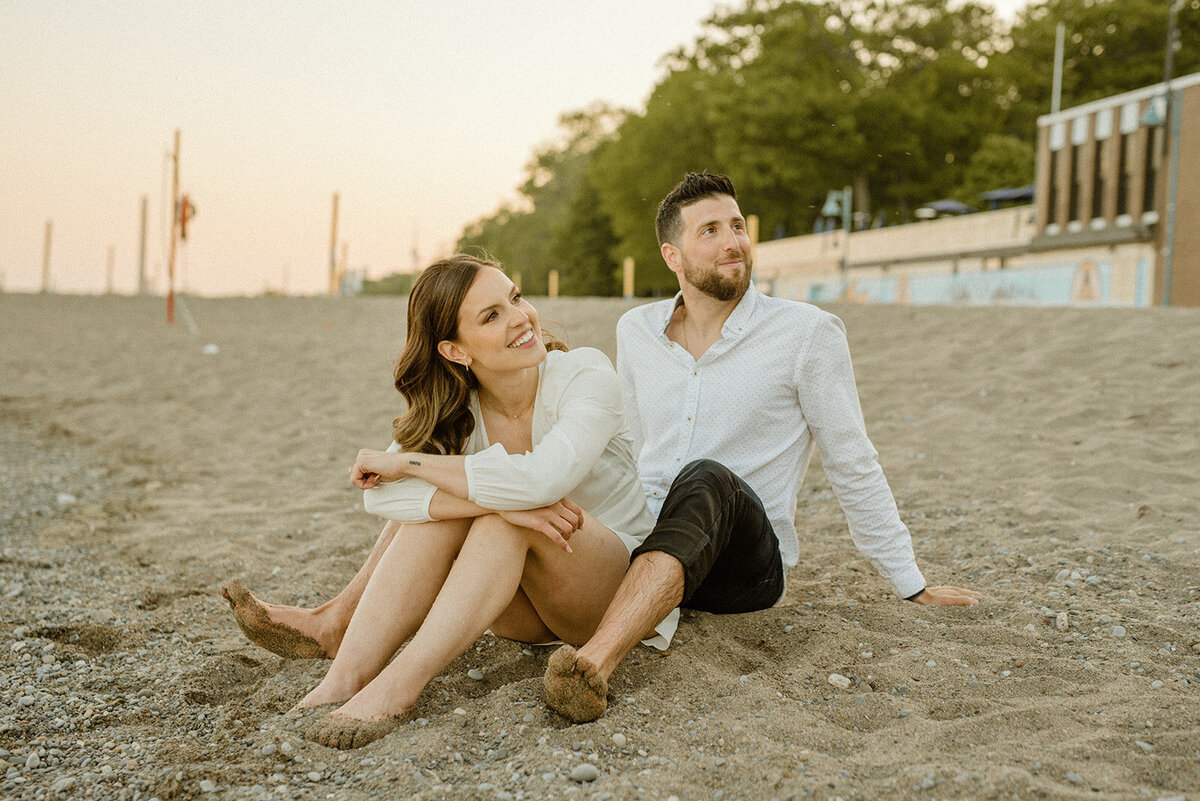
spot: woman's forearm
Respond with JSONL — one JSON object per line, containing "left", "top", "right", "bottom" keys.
{"left": 427, "top": 490, "right": 491, "bottom": 520}
{"left": 399, "top": 454, "right": 471, "bottom": 499}
{"left": 354, "top": 449, "right": 471, "bottom": 499}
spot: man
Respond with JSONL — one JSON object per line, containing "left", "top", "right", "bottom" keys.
{"left": 542, "top": 172, "right": 977, "bottom": 723}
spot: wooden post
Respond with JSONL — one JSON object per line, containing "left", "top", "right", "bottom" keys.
{"left": 512, "top": 271, "right": 521, "bottom": 291}
{"left": 106, "top": 245, "right": 115, "bottom": 294}
{"left": 167, "top": 129, "right": 180, "bottom": 323}
{"left": 339, "top": 241, "right": 349, "bottom": 293}
{"left": 747, "top": 214, "right": 759, "bottom": 250}
{"left": 328, "top": 193, "right": 340, "bottom": 296}
{"left": 548, "top": 269, "right": 559, "bottom": 298}
{"left": 137, "top": 196, "right": 148, "bottom": 294}
{"left": 41, "top": 220, "right": 52, "bottom": 293}
{"left": 622, "top": 257, "right": 634, "bottom": 299}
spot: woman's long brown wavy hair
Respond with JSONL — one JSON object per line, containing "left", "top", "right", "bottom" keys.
{"left": 391, "top": 255, "right": 565, "bottom": 455}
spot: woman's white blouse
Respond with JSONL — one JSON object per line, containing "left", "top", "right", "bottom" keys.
{"left": 363, "top": 347, "right": 677, "bottom": 648}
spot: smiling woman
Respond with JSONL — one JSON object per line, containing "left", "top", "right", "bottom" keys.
{"left": 389, "top": 256, "right": 565, "bottom": 458}
{"left": 222, "top": 254, "right": 677, "bottom": 750}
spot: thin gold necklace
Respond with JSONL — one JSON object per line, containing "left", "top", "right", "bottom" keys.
{"left": 482, "top": 395, "right": 535, "bottom": 420}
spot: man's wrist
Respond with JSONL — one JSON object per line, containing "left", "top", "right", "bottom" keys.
{"left": 904, "top": 587, "right": 926, "bottom": 602}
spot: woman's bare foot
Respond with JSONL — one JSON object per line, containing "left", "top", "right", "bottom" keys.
{"left": 294, "top": 675, "right": 360, "bottom": 711}
{"left": 220, "top": 579, "right": 340, "bottom": 659}
{"left": 303, "top": 687, "right": 416, "bottom": 750}
{"left": 304, "top": 709, "right": 413, "bottom": 750}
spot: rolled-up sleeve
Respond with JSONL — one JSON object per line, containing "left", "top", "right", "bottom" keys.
{"left": 797, "top": 315, "right": 926, "bottom": 598}
{"left": 465, "top": 349, "right": 624, "bottom": 510}
{"left": 362, "top": 441, "right": 439, "bottom": 522}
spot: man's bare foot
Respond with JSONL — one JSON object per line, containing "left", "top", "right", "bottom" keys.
{"left": 220, "top": 579, "right": 332, "bottom": 659}
{"left": 544, "top": 645, "right": 608, "bottom": 723}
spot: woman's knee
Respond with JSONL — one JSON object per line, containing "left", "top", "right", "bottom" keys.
{"left": 466, "top": 513, "right": 534, "bottom": 544}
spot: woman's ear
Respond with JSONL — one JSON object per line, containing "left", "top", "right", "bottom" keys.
{"left": 437, "top": 340, "right": 470, "bottom": 369}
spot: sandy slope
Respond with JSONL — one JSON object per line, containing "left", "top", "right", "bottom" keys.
{"left": 0, "top": 293, "right": 1197, "bottom": 800}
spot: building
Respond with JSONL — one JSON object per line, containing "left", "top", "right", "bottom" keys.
{"left": 755, "top": 71, "right": 1200, "bottom": 307}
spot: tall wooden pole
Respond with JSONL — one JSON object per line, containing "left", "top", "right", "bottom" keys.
{"left": 137, "top": 195, "right": 149, "bottom": 294}
{"left": 41, "top": 220, "right": 52, "bottom": 293}
{"left": 106, "top": 245, "right": 115, "bottom": 294}
{"left": 167, "top": 129, "right": 180, "bottom": 323}
{"left": 622, "top": 257, "right": 634, "bottom": 299}
{"left": 328, "top": 193, "right": 340, "bottom": 296}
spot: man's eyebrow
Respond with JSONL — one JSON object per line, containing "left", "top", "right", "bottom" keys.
{"left": 695, "top": 215, "right": 745, "bottom": 229}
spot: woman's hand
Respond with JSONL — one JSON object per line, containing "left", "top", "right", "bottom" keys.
{"left": 498, "top": 499, "right": 585, "bottom": 553}
{"left": 350, "top": 449, "right": 411, "bottom": 489}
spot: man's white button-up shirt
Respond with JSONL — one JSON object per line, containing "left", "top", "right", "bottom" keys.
{"left": 616, "top": 285, "right": 925, "bottom": 599}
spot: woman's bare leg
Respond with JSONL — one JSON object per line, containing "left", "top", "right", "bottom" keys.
{"left": 296, "top": 517, "right": 473, "bottom": 708}
{"left": 306, "top": 513, "right": 629, "bottom": 747}
{"left": 222, "top": 520, "right": 402, "bottom": 658}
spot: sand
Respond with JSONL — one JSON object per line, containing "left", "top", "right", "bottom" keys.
{"left": 1, "top": 292, "right": 1198, "bottom": 800}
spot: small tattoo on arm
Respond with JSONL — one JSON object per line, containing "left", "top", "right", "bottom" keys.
{"left": 408, "top": 460, "right": 421, "bottom": 466}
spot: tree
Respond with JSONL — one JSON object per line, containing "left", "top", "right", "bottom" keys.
{"left": 953, "top": 133, "right": 1036, "bottom": 204}
{"left": 551, "top": 163, "right": 622, "bottom": 296}
{"left": 588, "top": 62, "right": 729, "bottom": 294}
{"left": 996, "top": 0, "right": 1200, "bottom": 138}
{"left": 457, "top": 103, "right": 626, "bottom": 294}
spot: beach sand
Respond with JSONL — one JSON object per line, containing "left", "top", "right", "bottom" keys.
{"left": 1, "top": 292, "right": 1198, "bottom": 800}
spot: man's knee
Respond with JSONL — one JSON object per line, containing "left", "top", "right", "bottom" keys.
{"left": 629, "top": 549, "right": 685, "bottom": 606}
{"left": 631, "top": 549, "right": 685, "bottom": 581}
{"left": 675, "top": 458, "right": 738, "bottom": 489}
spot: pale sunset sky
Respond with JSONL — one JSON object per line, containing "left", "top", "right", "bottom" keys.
{"left": 1, "top": 1, "right": 1029, "bottom": 296}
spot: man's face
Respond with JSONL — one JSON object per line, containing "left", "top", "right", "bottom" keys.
{"left": 668, "top": 194, "right": 753, "bottom": 302}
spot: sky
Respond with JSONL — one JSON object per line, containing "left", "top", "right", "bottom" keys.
{"left": 1, "top": 1, "right": 1030, "bottom": 296}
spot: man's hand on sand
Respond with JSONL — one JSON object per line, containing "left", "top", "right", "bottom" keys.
{"left": 912, "top": 585, "right": 979, "bottom": 606}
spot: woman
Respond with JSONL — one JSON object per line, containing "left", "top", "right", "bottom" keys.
{"left": 232, "top": 255, "right": 674, "bottom": 750}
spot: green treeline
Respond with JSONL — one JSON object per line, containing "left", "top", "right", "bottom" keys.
{"left": 454, "top": 0, "right": 1198, "bottom": 297}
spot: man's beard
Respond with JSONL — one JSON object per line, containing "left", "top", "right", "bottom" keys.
{"left": 682, "top": 251, "right": 753, "bottom": 302}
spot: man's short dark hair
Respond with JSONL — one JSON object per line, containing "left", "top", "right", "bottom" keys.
{"left": 655, "top": 172, "right": 738, "bottom": 246}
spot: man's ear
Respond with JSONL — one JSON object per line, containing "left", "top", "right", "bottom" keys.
{"left": 661, "top": 242, "right": 682, "bottom": 276}
{"left": 437, "top": 340, "right": 470, "bottom": 368}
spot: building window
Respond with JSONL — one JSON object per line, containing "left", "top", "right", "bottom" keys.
{"left": 1068, "top": 144, "right": 1083, "bottom": 223}
{"left": 1143, "top": 127, "right": 1160, "bottom": 218}
{"left": 1116, "top": 133, "right": 1131, "bottom": 218}
{"left": 1047, "top": 150, "right": 1059, "bottom": 228}
{"left": 1091, "top": 141, "right": 1105, "bottom": 222}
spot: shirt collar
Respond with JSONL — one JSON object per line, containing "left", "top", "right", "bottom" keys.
{"left": 663, "top": 283, "right": 759, "bottom": 339}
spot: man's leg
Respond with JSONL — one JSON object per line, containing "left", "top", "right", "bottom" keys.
{"left": 544, "top": 550, "right": 684, "bottom": 722}
{"left": 222, "top": 519, "right": 402, "bottom": 658}
{"left": 545, "top": 460, "right": 782, "bottom": 722}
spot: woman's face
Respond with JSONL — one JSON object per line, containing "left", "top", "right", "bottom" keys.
{"left": 442, "top": 266, "right": 545, "bottom": 375}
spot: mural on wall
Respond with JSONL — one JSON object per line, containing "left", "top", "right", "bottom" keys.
{"left": 797, "top": 259, "right": 1153, "bottom": 307}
